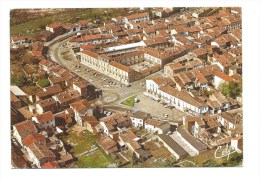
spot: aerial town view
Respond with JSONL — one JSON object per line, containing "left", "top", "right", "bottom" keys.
{"left": 10, "top": 7, "right": 243, "bottom": 168}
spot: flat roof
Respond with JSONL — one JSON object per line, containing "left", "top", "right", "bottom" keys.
{"left": 104, "top": 41, "right": 145, "bottom": 52}
{"left": 10, "top": 86, "right": 26, "bottom": 96}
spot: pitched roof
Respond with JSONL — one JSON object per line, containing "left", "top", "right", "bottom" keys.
{"left": 55, "top": 90, "right": 81, "bottom": 103}
{"left": 211, "top": 92, "right": 229, "bottom": 104}
{"left": 72, "top": 79, "right": 88, "bottom": 89}
{"left": 145, "top": 118, "right": 164, "bottom": 128}
{"left": 158, "top": 134, "right": 188, "bottom": 157}
{"left": 13, "top": 120, "right": 38, "bottom": 138}
{"left": 81, "top": 50, "right": 99, "bottom": 59}
{"left": 47, "top": 23, "right": 62, "bottom": 29}
{"left": 126, "top": 12, "right": 149, "bottom": 20}
{"left": 159, "top": 85, "right": 206, "bottom": 107}
{"left": 100, "top": 112, "right": 131, "bottom": 131}
{"left": 35, "top": 111, "right": 54, "bottom": 124}
{"left": 97, "top": 135, "right": 118, "bottom": 154}
{"left": 39, "top": 59, "right": 54, "bottom": 68}
{"left": 28, "top": 143, "right": 56, "bottom": 161}
{"left": 148, "top": 75, "right": 175, "bottom": 86}
{"left": 41, "top": 161, "right": 60, "bottom": 168}
{"left": 109, "top": 61, "right": 131, "bottom": 72}
{"left": 120, "top": 130, "right": 141, "bottom": 150}
{"left": 177, "top": 126, "right": 207, "bottom": 152}
{"left": 37, "top": 98, "right": 56, "bottom": 108}
{"left": 22, "top": 134, "right": 46, "bottom": 147}
{"left": 36, "top": 84, "right": 62, "bottom": 98}
{"left": 80, "top": 44, "right": 96, "bottom": 50}
{"left": 81, "top": 115, "right": 99, "bottom": 126}
{"left": 77, "top": 20, "right": 88, "bottom": 25}
{"left": 70, "top": 99, "right": 91, "bottom": 112}
{"left": 17, "top": 106, "right": 34, "bottom": 119}
{"left": 11, "top": 36, "right": 25, "bottom": 41}
{"left": 214, "top": 71, "right": 233, "bottom": 82}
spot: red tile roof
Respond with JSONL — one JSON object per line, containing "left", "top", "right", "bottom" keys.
{"left": 126, "top": 12, "right": 149, "bottom": 20}
{"left": 39, "top": 59, "right": 54, "bottom": 68}
{"left": 77, "top": 20, "right": 88, "bottom": 25}
{"left": 30, "top": 51, "right": 42, "bottom": 57}
{"left": 37, "top": 98, "right": 56, "bottom": 108}
{"left": 214, "top": 71, "right": 233, "bottom": 82}
{"left": 70, "top": 99, "right": 91, "bottom": 112}
{"left": 22, "top": 134, "right": 46, "bottom": 147}
{"left": 145, "top": 119, "right": 164, "bottom": 128}
{"left": 159, "top": 85, "right": 206, "bottom": 107}
{"left": 80, "top": 44, "right": 96, "bottom": 50}
{"left": 47, "top": 23, "right": 61, "bottom": 29}
{"left": 72, "top": 79, "right": 88, "bottom": 89}
{"left": 81, "top": 50, "right": 99, "bottom": 59}
{"left": 193, "top": 70, "right": 208, "bottom": 84}
{"left": 13, "top": 120, "right": 38, "bottom": 138}
{"left": 109, "top": 61, "right": 131, "bottom": 72}
{"left": 55, "top": 90, "right": 81, "bottom": 103}
{"left": 81, "top": 115, "right": 99, "bottom": 126}
{"left": 36, "top": 84, "right": 62, "bottom": 98}
{"left": 42, "top": 161, "right": 60, "bottom": 168}
{"left": 97, "top": 135, "right": 118, "bottom": 154}
{"left": 36, "top": 111, "right": 54, "bottom": 124}
{"left": 28, "top": 143, "right": 56, "bottom": 161}
{"left": 11, "top": 36, "right": 25, "bottom": 41}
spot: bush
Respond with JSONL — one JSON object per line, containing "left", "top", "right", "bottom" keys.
{"left": 38, "top": 78, "right": 50, "bottom": 88}
{"left": 11, "top": 75, "right": 28, "bottom": 87}
{"left": 219, "top": 82, "right": 242, "bottom": 98}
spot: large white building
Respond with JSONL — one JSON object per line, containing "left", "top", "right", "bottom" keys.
{"left": 32, "top": 111, "right": 55, "bottom": 130}
{"left": 146, "top": 78, "right": 209, "bottom": 116}
{"left": 80, "top": 50, "right": 134, "bottom": 85}
{"left": 124, "top": 12, "right": 150, "bottom": 23}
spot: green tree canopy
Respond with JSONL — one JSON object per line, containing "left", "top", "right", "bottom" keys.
{"left": 219, "top": 82, "right": 242, "bottom": 98}
{"left": 11, "top": 75, "right": 28, "bottom": 87}
{"left": 38, "top": 78, "right": 50, "bottom": 88}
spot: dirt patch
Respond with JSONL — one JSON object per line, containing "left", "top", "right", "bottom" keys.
{"left": 71, "top": 125, "right": 87, "bottom": 136}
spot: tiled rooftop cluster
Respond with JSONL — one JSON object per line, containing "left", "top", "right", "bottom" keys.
{"left": 11, "top": 7, "right": 242, "bottom": 168}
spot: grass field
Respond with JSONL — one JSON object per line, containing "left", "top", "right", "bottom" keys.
{"left": 10, "top": 8, "right": 129, "bottom": 38}
{"left": 77, "top": 149, "right": 115, "bottom": 168}
{"left": 61, "top": 128, "right": 116, "bottom": 168}
{"left": 61, "top": 129, "right": 97, "bottom": 155}
{"left": 121, "top": 95, "right": 136, "bottom": 107}
{"left": 181, "top": 149, "right": 243, "bottom": 167}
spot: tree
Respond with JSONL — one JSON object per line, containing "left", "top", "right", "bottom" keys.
{"left": 224, "top": 153, "right": 243, "bottom": 167}
{"left": 38, "top": 78, "right": 50, "bottom": 88}
{"left": 11, "top": 75, "right": 28, "bottom": 87}
{"left": 219, "top": 82, "right": 242, "bottom": 98}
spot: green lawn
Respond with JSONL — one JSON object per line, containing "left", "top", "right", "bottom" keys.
{"left": 121, "top": 95, "right": 136, "bottom": 107}
{"left": 10, "top": 8, "right": 128, "bottom": 38}
{"left": 61, "top": 129, "right": 97, "bottom": 156}
{"left": 182, "top": 149, "right": 243, "bottom": 167}
{"left": 61, "top": 129, "right": 116, "bottom": 168}
{"left": 77, "top": 149, "right": 115, "bottom": 168}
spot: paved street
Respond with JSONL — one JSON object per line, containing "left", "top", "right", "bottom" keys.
{"left": 47, "top": 34, "right": 185, "bottom": 123}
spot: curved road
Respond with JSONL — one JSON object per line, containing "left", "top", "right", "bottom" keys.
{"left": 46, "top": 32, "right": 184, "bottom": 122}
